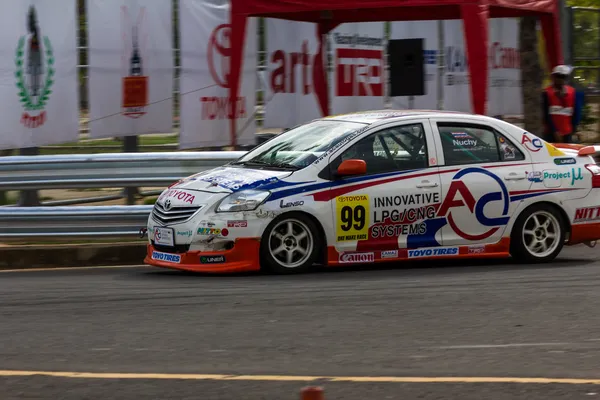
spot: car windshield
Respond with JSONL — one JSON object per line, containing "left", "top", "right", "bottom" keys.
{"left": 231, "top": 120, "right": 366, "bottom": 170}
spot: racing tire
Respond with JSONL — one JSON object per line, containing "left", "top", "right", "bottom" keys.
{"left": 509, "top": 204, "right": 566, "bottom": 263}
{"left": 259, "top": 212, "right": 321, "bottom": 274}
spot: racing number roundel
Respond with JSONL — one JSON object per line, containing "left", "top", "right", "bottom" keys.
{"left": 336, "top": 195, "right": 369, "bottom": 242}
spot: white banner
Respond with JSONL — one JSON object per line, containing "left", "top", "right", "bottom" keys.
{"left": 263, "top": 19, "right": 321, "bottom": 129}
{"left": 442, "top": 20, "right": 471, "bottom": 113}
{"left": 0, "top": 0, "right": 78, "bottom": 150}
{"left": 179, "top": 0, "right": 257, "bottom": 149}
{"left": 488, "top": 18, "right": 522, "bottom": 116}
{"left": 330, "top": 22, "right": 386, "bottom": 115}
{"left": 390, "top": 21, "right": 439, "bottom": 110}
{"left": 87, "top": 0, "right": 174, "bottom": 138}
{"left": 443, "top": 19, "right": 522, "bottom": 115}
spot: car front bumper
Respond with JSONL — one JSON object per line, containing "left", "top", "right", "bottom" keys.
{"left": 143, "top": 238, "right": 261, "bottom": 273}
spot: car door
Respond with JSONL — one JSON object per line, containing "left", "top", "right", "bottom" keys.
{"left": 429, "top": 119, "right": 533, "bottom": 247}
{"left": 325, "top": 120, "right": 444, "bottom": 259}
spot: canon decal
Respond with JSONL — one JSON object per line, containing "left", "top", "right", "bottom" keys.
{"left": 339, "top": 252, "right": 375, "bottom": 263}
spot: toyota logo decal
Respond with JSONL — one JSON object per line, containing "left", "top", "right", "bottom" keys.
{"left": 164, "top": 199, "right": 172, "bottom": 211}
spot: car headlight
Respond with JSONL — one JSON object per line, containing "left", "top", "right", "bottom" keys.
{"left": 216, "top": 190, "right": 270, "bottom": 212}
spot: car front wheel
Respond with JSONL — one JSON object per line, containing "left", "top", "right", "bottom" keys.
{"left": 260, "top": 212, "right": 320, "bottom": 274}
{"left": 510, "top": 204, "right": 566, "bottom": 263}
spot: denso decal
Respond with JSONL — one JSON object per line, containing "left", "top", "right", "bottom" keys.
{"left": 408, "top": 247, "right": 459, "bottom": 258}
{"left": 339, "top": 252, "right": 375, "bottom": 263}
{"left": 158, "top": 189, "right": 196, "bottom": 205}
{"left": 521, "top": 132, "right": 544, "bottom": 152}
{"left": 151, "top": 251, "right": 181, "bottom": 264}
{"left": 574, "top": 206, "right": 600, "bottom": 223}
{"left": 280, "top": 199, "right": 304, "bottom": 208}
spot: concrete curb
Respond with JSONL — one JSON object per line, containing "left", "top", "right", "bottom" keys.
{"left": 0, "top": 242, "right": 147, "bottom": 270}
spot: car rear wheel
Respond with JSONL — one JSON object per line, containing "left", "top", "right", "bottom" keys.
{"left": 510, "top": 204, "right": 565, "bottom": 263}
{"left": 260, "top": 213, "right": 320, "bottom": 274}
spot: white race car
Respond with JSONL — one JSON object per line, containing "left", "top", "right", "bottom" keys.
{"left": 144, "top": 110, "right": 600, "bottom": 274}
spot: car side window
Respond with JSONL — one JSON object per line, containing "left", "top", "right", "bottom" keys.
{"left": 437, "top": 122, "right": 524, "bottom": 166}
{"left": 332, "top": 123, "right": 428, "bottom": 176}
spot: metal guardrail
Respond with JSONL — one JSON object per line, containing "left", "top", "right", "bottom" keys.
{"left": 0, "top": 206, "right": 152, "bottom": 240}
{"left": 0, "top": 151, "right": 248, "bottom": 240}
{"left": 0, "top": 151, "right": 246, "bottom": 191}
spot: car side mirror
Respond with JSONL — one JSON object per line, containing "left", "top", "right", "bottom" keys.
{"left": 336, "top": 159, "right": 367, "bottom": 177}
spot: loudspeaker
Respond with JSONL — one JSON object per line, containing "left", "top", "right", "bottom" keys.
{"left": 387, "top": 38, "right": 425, "bottom": 97}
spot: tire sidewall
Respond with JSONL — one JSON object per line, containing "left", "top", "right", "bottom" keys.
{"left": 511, "top": 204, "right": 566, "bottom": 263}
{"left": 259, "top": 212, "right": 321, "bottom": 274}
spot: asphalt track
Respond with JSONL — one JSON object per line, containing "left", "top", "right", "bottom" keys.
{"left": 2, "top": 245, "right": 600, "bottom": 399}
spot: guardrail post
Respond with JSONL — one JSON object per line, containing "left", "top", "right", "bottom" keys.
{"left": 123, "top": 136, "right": 139, "bottom": 205}
{"left": 18, "top": 147, "right": 40, "bottom": 206}
{"left": 0, "top": 149, "right": 12, "bottom": 205}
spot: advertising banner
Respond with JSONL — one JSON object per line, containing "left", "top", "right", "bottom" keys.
{"left": 442, "top": 20, "right": 471, "bottom": 113}
{"left": 87, "top": 0, "right": 174, "bottom": 138}
{"left": 330, "top": 22, "right": 386, "bottom": 115}
{"left": 263, "top": 19, "right": 321, "bottom": 129}
{"left": 389, "top": 21, "right": 439, "bottom": 110}
{"left": 488, "top": 18, "right": 522, "bottom": 116}
{"left": 0, "top": 0, "right": 78, "bottom": 150}
{"left": 179, "top": 0, "right": 257, "bottom": 149}
{"left": 443, "top": 19, "right": 522, "bottom": 115}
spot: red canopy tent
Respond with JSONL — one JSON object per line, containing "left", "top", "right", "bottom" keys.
{"left": 228, "top": 0, "right": 563, "bottom": 146}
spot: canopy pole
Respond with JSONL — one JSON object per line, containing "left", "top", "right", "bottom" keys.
{"left": 461, "top": 4, "right": 489, "bottom": 115}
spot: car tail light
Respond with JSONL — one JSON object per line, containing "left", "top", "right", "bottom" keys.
{"left": 585, "top": 164, "right": 600, "bottom": 188}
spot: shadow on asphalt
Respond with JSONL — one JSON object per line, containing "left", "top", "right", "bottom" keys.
{"left": 139, "top": 252, "right": 597, "bottom": 280}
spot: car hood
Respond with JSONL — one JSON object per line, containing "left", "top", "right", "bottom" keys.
{"left": 172, "top": 166, "right": 294, "bottom": 194}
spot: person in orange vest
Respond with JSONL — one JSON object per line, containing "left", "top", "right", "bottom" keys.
{"left": 542, "top": 65, "right": 584, "bottom": 143}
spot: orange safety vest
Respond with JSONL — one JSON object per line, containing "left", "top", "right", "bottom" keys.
{"left": 545, "top": 85, "right": 575, "bottom": 135}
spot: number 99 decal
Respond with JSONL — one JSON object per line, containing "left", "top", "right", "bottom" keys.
{"left": 336, "top": 195, "right": 370, "bottom": 242}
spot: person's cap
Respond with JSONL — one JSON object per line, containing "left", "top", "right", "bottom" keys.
{"left": 551, "top": 65, "right": 571, "bottom": 76}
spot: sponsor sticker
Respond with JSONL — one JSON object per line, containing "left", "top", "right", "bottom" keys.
{"left": 407, "top": 247, "right": 459, "bottom": 258}
{"left": 153, "top": 227, "right": 174, "bottom": 247}
{"left": 227, "top": 220, "right": 248, "bottom": 228}
{"left": 336, "top": 195, "right": 370, "bottom": 242}
{"left": 527, "top": 171, "right": 543, "bottom": 183}
{"left": 339, "top": 252, "right": 375, "bottom": 263}
{"left": 521, "top": 132, "right": 544, "bottom": 152}
{"left": 280, "top": 199, "right": 304, "bottom": 208}
{"left": 554, "top": 157, "right": 576, "bottom": 165}
{"left": 543, "top": 168, "right": 582, "bottom": 185}
{"left": 176, "top": 230, "right": 193, "bottom": 237}
{"left": 200, "top": 255, "right": 226, "bottom": 264}
{"left": 468, "top": 245, "right": 486, "bottom": 254}
{"left": 574, "top": 206, "right": 600, "bottom": 223}
{"left": 546, "top": 143, "right": 566, "bottom": 157}
{"left": 151, "top": 251, "right": 181, "bottom": 264}
{"left": 380, "top": 250, "right": 398, "bottom": 259}
{"left": 157, "top": 189, "right": 196, "bottom": 205}
{"left": 197, "top": 227, "right": 229, "bottom": 237}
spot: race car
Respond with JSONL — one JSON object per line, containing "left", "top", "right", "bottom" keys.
{"left": 144, "top": 110, "right": 600, "bottom": 274}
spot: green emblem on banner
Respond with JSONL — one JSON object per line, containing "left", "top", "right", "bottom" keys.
{"left": 14, "top": 6, "right": 55, "bottom": 128}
